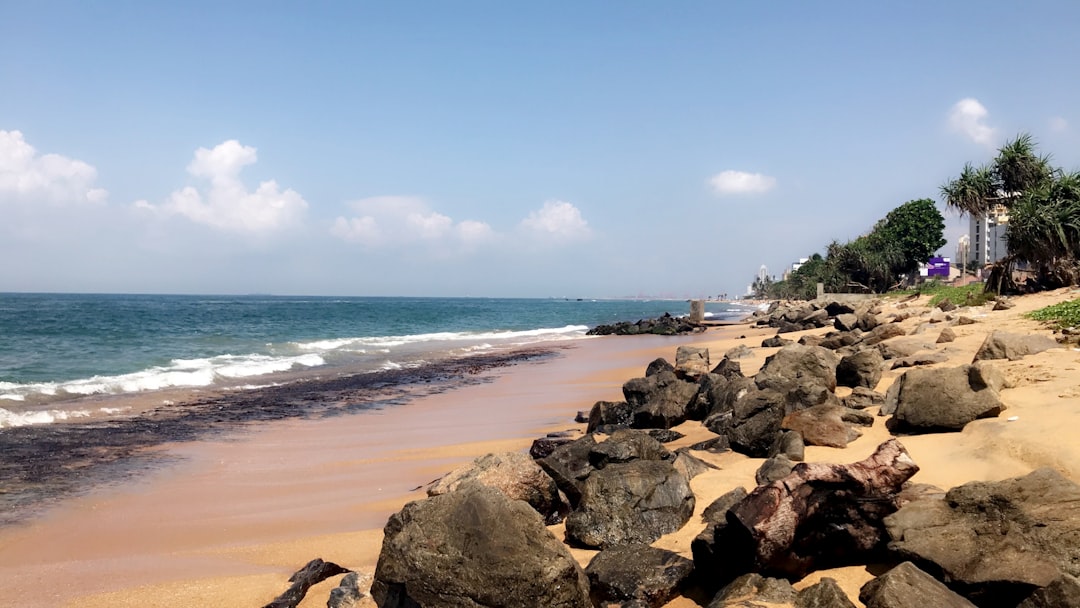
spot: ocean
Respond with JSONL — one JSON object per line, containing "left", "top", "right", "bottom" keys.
{"left": 0, "top": 293, "right": 752, "bottom": 428}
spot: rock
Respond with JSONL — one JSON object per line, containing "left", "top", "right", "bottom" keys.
{"left": 875, "top": 340, "right": 925, "bottom": 360}
{"left": 835, "top": 313, "right": 860, "bottom": 332}
{"left": 858, "top": 561, "right": 977, "bottom": 608}
{"left": 755, "top": 455, "right": 795, "bottom": 484}
{"left": 762, "top": 335, "right": 793, "bottom": 348}
{"left": 724, "top": 344, "right": 753, "bottom": 360}
{"left": 587, "top": 400, "right": 634, "bottom": 433}
{"left": 327, "top": 572, "right": 365, "bottom": 608}
{"left": 826, "top": 301, "right": 858, "bottom": 316}
{"left": 802, "top": 308, "right": 831, "bottom": 327}
{"left": 937, "top": 327, "right": 956, "bottom": 343}
{"left": 675, "top": 346, "right": 710, "bottom": 380}
{"left": 840, "top": 408, "right": 875, "bottom": 427}
{"left": 798, "top": 333, "right": 824, "bottom": 346}
{"left": 537, "top": 434, "right": 598, "bottom": 507}
{"left": 721, "top": 439, "right": 919, "bottom": 579}
{"left": 782, "top": 404, "right": 862, "bottom": 448}
{"left": 768, "top": 429, "right": 805, "bottom": 461}
{"left": 843, "top": 387, "right": 885, "bottom": 409}
{"left": 836, "top": 349, "right": 885, "bottom": 389}
{"left": 725, "top": 388, "right": 788, "bottom": 457}
{"left": 428, "top": 451, "right": 567, "bottom": 524}
{"left": 645, "top": 357, "right": 675, "bottom": 377}
{"left": 819, "top": 330, "right": 862, "bottom": 351}
{"left": 711, "top": 357, "right": 745, "bottom": 379}
{"left": 885, "top": 468, "right": 1080, "bottom": 607}
{"left": 673, "top": 448, "right": 715, "bottom": 480}
{"left": 1017, "top": 574, "right": 1080, "bottom": 608}
{"left": 755, "top": 344, "right": 839, "bottom": 394}
{"left": 689, "top": 435, "right": 731, "bottom": 453}
{"left": 646, "top": 428, "right": 685, "bottom": 443}
{"left": 938, "top": 298, "right": 958, "bottom": 312}
{"left": 701, "top": 486, "right": 750, "bottom": 524}
{"left": 885, "top": 362, "right": 1006, "bottom": 432}
{"left": 530, "top": 433, "right": 579, "bottom": 459}
{"left": 857, "top": 312, "right": 881, "bottom": 332}
{"left": 796, "top": 577, "right": 857, "bottom": 608}
{"left": 862, "top": 323, "right": 907, "bottom": 346}
{"left": 264, "top": 558, "right": 351, "bottom": 608}
{"left": 929, "top": 308, "right": 947, "bottom": 324}
{"left": 574, "top": 410, "right": 589, "bottom": 423}
{"left": 585, "top": 544, "right": 694, "bottom": 608}
{"left": 564, "top": 459, "right": 695, "bottom": 549}
{"left": 993, "top": 298, "right": 1016, "bottom": 310}
{"left": 973, "top": 330, "right": 1058, "bottom": 362}
{"left": 588, "top": 313, "right": 701, "bottom": 336}
{"left": 955, "top": 315, "right": 976, "bottom": 325}
{"left": 623, "top": 371, "right": 701, "bottom": 429}
{"left": 890, "top": 352, "right": 948, "bottom": 369}
{"left": 707, "top": 573, "right": 796, "bottom": 607}
{"left": 588, "top": 429, "right": 673, "bottom": 470}
{"left": 701, "top": 375, "right": 755, "bottom": 422}
{"left": 372, "top": 484, "right": 590, "bottom": 608}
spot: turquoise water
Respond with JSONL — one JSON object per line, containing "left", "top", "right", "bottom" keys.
{"left": 0, "top": 294, "right": 751, "bottom": 423}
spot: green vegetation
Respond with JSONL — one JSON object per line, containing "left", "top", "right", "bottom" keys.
{"left": 941, "top": 133, "right": 1080, "bottom": 292}
{"left": 752, "top": 199, "right": 946, "bottom": 300}
{"left": 1027, "top": 298, "right": 1080, "bottom": 329}
{"left": 892, "top": 280, "right": 995, "bottom": 307}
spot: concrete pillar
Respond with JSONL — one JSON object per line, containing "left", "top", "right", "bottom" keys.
{"left": 689, "top": 300, "right": 705, "bottom": 324}
{"left": 816, "top": 283, "right": 825, "bottom": 300}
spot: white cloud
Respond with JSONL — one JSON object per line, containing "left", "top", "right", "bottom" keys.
{"left": 1050, "top": 116, "right": 1069, "bottom": 133}
{"left": 948, "top": 98, "right": 997, "bottom": 146}
{"left": 0, "top": 130, "right": 108, "bottom": 204}
{"left": 519, "top": 200, "right": 592, "bottom": 240}
{"left": 137, "top": 140, "right": 307, "bottom": 234}
{"left": 331, "top": 195, "right": 493, "bottom": 248}
{"left": 708, "top": 170, "right": 777, "bottom": 196}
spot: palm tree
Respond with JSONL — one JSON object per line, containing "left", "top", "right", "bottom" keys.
{"left": 993, "top": 133, "right": 1053, "bottom": 195}
{"left": 940, "top": 162, "right": 995, "bottom": 216}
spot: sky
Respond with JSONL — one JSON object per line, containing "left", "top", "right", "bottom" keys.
{"left": 2, "top": 2, "right": 1079, "bottom": 298}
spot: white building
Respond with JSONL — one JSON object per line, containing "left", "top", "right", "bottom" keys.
{"left": 969, "top": 205, "right": 1009, "bottom": 267}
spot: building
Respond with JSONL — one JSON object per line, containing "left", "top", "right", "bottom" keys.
{"left": 969, "top": 204, "right": 1009, "bottom": 267}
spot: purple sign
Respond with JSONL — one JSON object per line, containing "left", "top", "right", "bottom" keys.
{"left": 927, "top": 257, "right": 950, "bottom": 277}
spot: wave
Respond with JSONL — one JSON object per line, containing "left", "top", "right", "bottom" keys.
{"left": 293, "top": 324, "right": 590, "bottom": 353}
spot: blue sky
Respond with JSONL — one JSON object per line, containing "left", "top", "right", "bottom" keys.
{"left": 2, "top": 2, "right": 1078, "bottom": 297}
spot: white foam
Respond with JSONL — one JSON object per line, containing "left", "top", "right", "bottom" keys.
{"left": 0, "top": 407, "right": 91, "bottom": 428}
{"left": 293, "top": 325, "right": 590, "bottom": 353}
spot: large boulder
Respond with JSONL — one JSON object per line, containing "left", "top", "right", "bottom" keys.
{"left": 724, "top": 388, "right": 788, "bottom": 457}
{"left": 537, "top": 434, "right": 598, "bottom": 507}
{"left": 588, "top": 428, "right": 673, "bottom": 469}
{"left": 585, "top": 544, "right": 694, "bottom": 608}
{"left": 884, "top": 362, "right": 1006, "bottom": 432}
{"left": 836, "top": 349, "right": 885, "bottom": 389}
{"left": 858, "top": 561, "right": 977, "bottom": 608}
{"left": 623, "top": 370, "right": 700, "bottom": 429}
{"left": 796, "top": 577, "right": 857, "bottom": 608}
{"left": 781, "top": 404, "right": 862, "bottom": 448}
{"left": 564, "top": 459, "right": 695, "bottom": 549}
{"left": 973, "top": 330, "right": 1059, "bottom": 362}
{"left": 428, "top": 451, "right": 566, "bottom": 524}
{"left": 711, "top": 439, "right": 919, "bottom": 579}
{"left": 586, "top": 400, "right": 634, "bottom": 433}
{"left": 1017, "top": 574, "right": 1080, "bottom": 608}
{"left": 707, "top": 573, "right": 796, "bottom": 607}
{"left": 675, "top": 346, "right": 710, "bottom": 380}
{"left": 885, "top": 468, "right": 1080, "bottom": 607}
{"left": 755, "top": 344, "right": 839, "bottom": 394}
{"left": 371, "top": 484, "right": 590, "bottom": 608}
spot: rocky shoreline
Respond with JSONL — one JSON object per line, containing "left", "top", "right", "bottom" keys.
{"left": 274, "top": 292, "right": 1080, "bottom": 608}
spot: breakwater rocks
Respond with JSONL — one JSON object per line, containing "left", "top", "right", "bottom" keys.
{"left": 298, "top": 296, "right": 1073, "bottom": 607}
{"left": 587, "top": 312, "right": 703, "bottom": 336}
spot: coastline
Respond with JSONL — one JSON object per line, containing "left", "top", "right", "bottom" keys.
{"left": 3, "top": 289, "right": 1079, "bottom": 606}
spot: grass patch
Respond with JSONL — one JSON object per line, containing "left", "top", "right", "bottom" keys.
{"left": 890, "top": 280, "right": 995, "bottom": 307}
{"left": 1027, "top": 298, "right": 1080, "bottom": 329}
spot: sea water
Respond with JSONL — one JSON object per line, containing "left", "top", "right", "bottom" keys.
{"left": 0, "top": 293, "right": 752, "bottom": 427}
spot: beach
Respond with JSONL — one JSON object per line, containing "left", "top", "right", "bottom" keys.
{"left": 2, "top": 289, "right": 1080, "bottom": 607}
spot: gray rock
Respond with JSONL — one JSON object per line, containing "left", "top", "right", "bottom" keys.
{"left": 1017, "top": 574, "right": 1080, "bottom": 608}
{"left": 755, "top": 455, "right": 794, "bottom": 485}
{"left": 768, "top": 430, "right": 805, "bottom": 461}
{"left": 646, "top": 428, "right": 685, "bottom": 443}
{"left": 675, "top": 346, "right": 710, "bottom": 380}
{"left": 937, "top": 327, "right": 957, "bottom": 343}
{"left": 564, "top": 459, "right": 695, "bottom": 549}
{"left": 673, "top": 448, "right": 715, "bottom": 480}
{"left": 585, "top": 544, "right": 694, "bottom": 608}
{"left": 862, "top": 323, "right": 907, "bottom": 346}
{"left": 537, "top": 434, "right": 598, "bottom": 507}
{"left": 843, "top": 387, "right": 885, "bottom": 409}
{"left": 835, "top": 313, "right": 860, "bottom": 332}
{"left": 701, "top": 486, "right": 750, "bottom": 524}
{"left": 796, "top": 577, "right": 856, "bottom": 608}
{"left": 645, "top": 357, "right": 675, "bottom": 377}
{"left": 837, "top": 349, "right": 885, "bottom": 389}
{"left": 707, "top": 573, "right": 796, "bottom": 608}
{"left": 587, "top": 400, "right": 634, "bottom": 433}
{"left": 428, "top": 451, "right": 567, "bottom": 524}
{"left": 890, "top": 352, "right": 948, "bottom": 369}
{"left": 761, "top": 335, "right": 793, "bottom": 348}
{"left": 755, "top": 344, "right": 839, "bottom": 393}
{"left": 781, "top": 404, "right": 862, "bottom": 448}
{"left": 711, "top": 357, "right": 745, "bottom": 380}
{"left": 973, "top": 330, "right": 1058, "bottom": 362}
{"left": 885, "top": 468, "right": 1080, "bottom": 607}
{"left": 689, "top": 435, "right": 731, "bottom": 453}
{"left": 623, "top": 370, "right": 701, "bottom": 429}
{"left": 588, "top": 429, "right": 673, "bottom": 470}
{"left": 725, "top": 388, "right": 787, "bottom": 457}
{"left": 858, "top": 561, "right": 977, "bottom": 608}
{"left": 885, "top": 362, "right": 1006, "bottom": 432}
{"left": 327, "top": 572, "right": 364, "bottom": 608}
{"left": 371, "top": 484, "right": 590, "bottom": 608}
{"left": 724, "top": 344, "right": 754, "bottom": 360}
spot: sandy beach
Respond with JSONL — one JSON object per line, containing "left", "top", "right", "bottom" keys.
{"left": 2, "top": 289, "right": 1080, "bottom": 607}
